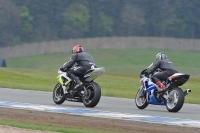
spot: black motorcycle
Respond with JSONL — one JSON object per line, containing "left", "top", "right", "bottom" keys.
{"left": 53, "top": 67, "right": 105, "bottom": 108}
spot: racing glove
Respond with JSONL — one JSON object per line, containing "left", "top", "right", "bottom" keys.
{"left": 60, "top": 67, "right": 68, "bottom": 72}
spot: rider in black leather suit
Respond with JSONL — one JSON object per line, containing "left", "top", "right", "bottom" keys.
{"left": 147, "top": 52, "right": 178, "bottom": 92}
{"left": 60, "top": 45, "right": 96, "bottom": 90}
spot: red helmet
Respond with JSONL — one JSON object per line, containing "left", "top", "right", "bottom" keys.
{"left": 72, "top": 45, "right": 84, "bottom": 54}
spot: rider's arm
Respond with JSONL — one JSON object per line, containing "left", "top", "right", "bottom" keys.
{"left": 147, "top": 61, "right": 160, "bottom": 74}
{"left": 60, "top": 54, "right": 77, "bottom": 71}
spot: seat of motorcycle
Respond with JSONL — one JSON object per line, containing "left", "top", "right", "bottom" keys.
{"left": 84, "top": 68, "right": 95, "bottom": 75}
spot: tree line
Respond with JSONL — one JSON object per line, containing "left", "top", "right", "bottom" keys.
{"left": 0, "top": 0, "right": 199, "bottom": 47}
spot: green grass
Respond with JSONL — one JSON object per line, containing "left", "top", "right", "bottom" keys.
{"left": 0, "top": 49, "right": 200, "bottom": 103}
{"left": 0, "top": 68, "right": 57, "bottom": 91}
{"left": 0, "top": 68, "right": 199, "bottom": 104}
{"left": 1, "top": 48, "right": 200, "bottom": 132}
{"left": 2, "top": 48, "right": 200, "bottom": 103}
{"left": 6, "top": 48, "right": 200, "bottom": 76}
{"left": 0, "top": 120, "right": 116, "bottom": 133}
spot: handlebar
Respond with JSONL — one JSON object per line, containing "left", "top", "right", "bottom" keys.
{"left": 140, "top": 69, "right": 148, "bottom": 78}
{"left": 140, "top": 68, "right": 163, "bottom": 79}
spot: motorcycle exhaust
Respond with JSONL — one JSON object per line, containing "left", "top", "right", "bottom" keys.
{"left": 184, "top": 89, "right": 191, "bottom": 96}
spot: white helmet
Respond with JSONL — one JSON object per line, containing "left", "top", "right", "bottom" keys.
{"left": 155, "top": 52, "right": 167, "bottom": 60}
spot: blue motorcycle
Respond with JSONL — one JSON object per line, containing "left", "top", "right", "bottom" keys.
{"left": 135, "top": 63, "right": 191, "bottom": 112}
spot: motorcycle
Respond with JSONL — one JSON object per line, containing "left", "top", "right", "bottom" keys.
{"left": 135, "top": 63, "right": 191, "bottom": 112}
{"left": 53, "top": 66, "right": 105, "bottom": 108}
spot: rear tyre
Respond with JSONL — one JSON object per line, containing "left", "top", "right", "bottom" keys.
{"left": 166, "top": 87, "right": 184, "bottom": 112}
{"left": 135, "top": 87, "right": 148, "bottom": 109}
{"left": 82, "top": 82, "right": 101, "bottom": 108}
{"left": 53, "top": 83, "right": 66, "bottom": 104}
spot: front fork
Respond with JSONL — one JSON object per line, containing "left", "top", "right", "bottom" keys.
{"left": 57, "top": 75, "right": 71, "bottom": 94}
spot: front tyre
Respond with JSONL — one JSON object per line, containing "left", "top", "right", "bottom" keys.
{"left": 135, "top": 87, "right": 148, "bottom": 109}
{"left": 53, "top": 83, "right": 66, "bottom": 104}
{"left": 166, "top": 87, "right": 184, "bottom": 112}
{"left": 82, "top": 82, "right": 101, "bottom": 108}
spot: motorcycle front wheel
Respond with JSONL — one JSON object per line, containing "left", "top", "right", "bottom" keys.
{"left": 135, "top": 87, "right": 148, "bottom": 109}
{"left": 53, "top": 83, "right": 66, "bottom": 104}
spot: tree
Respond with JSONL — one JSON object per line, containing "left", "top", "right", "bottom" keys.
{"left": 159, "top": 0, "right": 178, "bottom": 37}
{"left": 3, "top": 0, "right": 200, "bottom": 45}
{"left": 19, "top": 6, "right": 33, "bottom": 42}
{"left": 61, "top": 3, "right": 90, "bottom": 38}
{"left": 90, "top": 12, "right": 113, "bottom": 36}
{"left": 0, "top": 0, "right": 20, "bottom": 46}
{"left": 32, "top": 15, "right": 55, "bottom": 41}
{"left": 119, "top": 3, "right": 145, "bottom": 36}
{"left": 174, "top": 0, "right": 200, "bottom": 38}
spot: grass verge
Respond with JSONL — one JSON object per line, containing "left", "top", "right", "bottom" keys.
{"left": 0, "top": 67, "right": 199, "bottom": 104}
{"left": 6, "top": 48, "right": 200, "bottom": 76}
{"left": 0, "top": 120, "right": 115, "bottom": 133}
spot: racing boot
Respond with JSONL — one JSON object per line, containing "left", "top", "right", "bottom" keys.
{"left": 74, "top": 82, "right": 83, "bottom": 91}
{"left": 156, "top": 81, "right": 165, "bottom": 92}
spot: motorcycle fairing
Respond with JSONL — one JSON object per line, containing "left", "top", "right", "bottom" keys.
{"left": 57, "top": 71, "right": 71, "bottom": 86}
{"left": 57, "top": 67, "right": 105, "bottom": 86}
{"left": 140, "top": 77, "right": 157, "bottom": 93}
{"left": 146, "top": 90, "right": 165, "bottom": 105}
{"left": 84, "top": 67, "right": 105, "bottom": 82}
{"left": 167, "top": 73, "right": 190, "bottom": 86}
{"left": 141, "top": 77, "right": 165, "bottom": 105}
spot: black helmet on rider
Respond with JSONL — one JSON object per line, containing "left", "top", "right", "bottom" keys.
{"left": 155, "top": 52, "right": 167, "bottom": 60}
{"left": 72, "top": 45, "right": 84, "bottom": 54}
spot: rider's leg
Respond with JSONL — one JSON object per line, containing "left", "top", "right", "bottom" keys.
{"left": 68, "top": 66, "right": 86, "bottom": 90}
{"left": 155, "top": 80, "right": 165, "bottom": 92}
{"left": 151, "top": 72, "right": 166, "bottom": 92}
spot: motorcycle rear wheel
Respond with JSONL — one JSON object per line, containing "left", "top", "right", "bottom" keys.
{"left": 82, "top": 82, "right": 101, "bottom": 108}
{"left": 166, "top": 87, "right": 184, "bottom": 112}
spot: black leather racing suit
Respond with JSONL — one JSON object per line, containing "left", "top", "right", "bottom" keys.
{"left": 147, "top": 59, "right": 178, "bottom": 83}
{"left": 61, "top": 52, "right": 96, "bottom": 84}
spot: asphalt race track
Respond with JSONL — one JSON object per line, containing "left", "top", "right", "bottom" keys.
{"left": 1, "top": 87, "right": 200, "bottom": 129}
{"left": 0, "top": 88, "right": 200, "bottom": 121}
